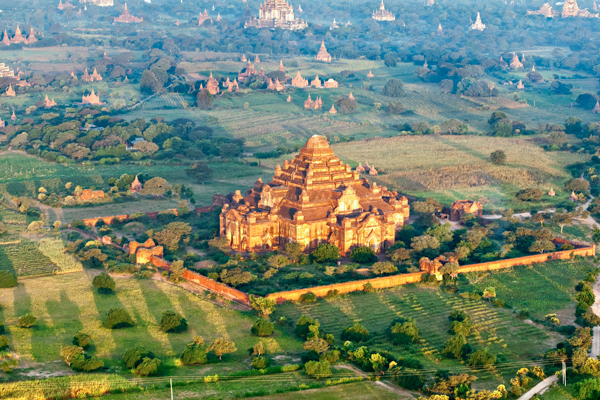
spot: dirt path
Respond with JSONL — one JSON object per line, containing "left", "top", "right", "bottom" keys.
{"left": 517, "top": 376, "right": 559, "bottom": 400}
{"left": 336, "top": 364, "right": 415, "bottom": 399}
{"left": 591, "top": 266, "right": 600, "bottom": 358}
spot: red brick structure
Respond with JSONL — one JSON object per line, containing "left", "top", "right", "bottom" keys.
{"left": 450, "top": 199, "right": 483, "bottom": 221}
{"left": 183, "top": 270, "right": 250, "bottom": 304}
{"left": 128, "top": 238, "right": 156, "bottom": 255}
{"left": 137, "top": 246, "right": 164, "bottom": 264}
{"left": 78, "top": 189, "right": 105, "bottom": 202}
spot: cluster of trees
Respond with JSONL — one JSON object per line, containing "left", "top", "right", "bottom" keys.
{"left": 574, "top": 270, "right": 600, "bottom": 327}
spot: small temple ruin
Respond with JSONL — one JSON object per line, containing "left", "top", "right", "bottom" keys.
{"left": 469, "top": 12, "right": 486, "bottom": 31}
{"left": 220, "top": 135, "right": 410, "bottom": 254}
{"left": 292, "top": 71, "right": 309, "bottom": 87}
{"left": 449, "top": 200, "right": 483, "bottom": 221}
{"left": 372, "top": 1, "right": 395, "bottom": 21}
{"left": 43, "top": 95, "right": 57, "bottom": 108}
{"left": 57, "top": 0, "right": 75, "bottom": 10}
{"left": 238, "top": 61, "right": 258, "bottom": 82}
{"left": 205, "top": 72, "right": 220, "bottom": 95}
{"left": 315, "top": 40, "right": 332, "bottom": 62}
{"left": 5, "top": 85, "right": 15, "bottom": 97}
{"left": 114, "top": 3, "right": 143, "bottom": 23}
{"left": 527, "top": 0, "right": 599, "bottom": 18}
{"left": 80, "top": 0, "right": 114, "bottom": 5}
{"left": 245, "top": 0, "right": 308, "bottom": 30}
{"left": 509, "top": 53, "right": 523, "bottom": 69}
{"left": 198, "top": 10, "right": 213, "bottom": 25}
{"left": 3, "top": 26, "right": 37, "bottom": 45}
{"left": 304, "top": 95, "right": 323, "bottom": 110}
{"left": 81, "top": 89, "right": 105, "bottom": 105}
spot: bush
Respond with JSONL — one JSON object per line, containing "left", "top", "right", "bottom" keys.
{"left": 389, "top": 318, "right": 419, "bottom": 345}
{"left": 341, "top": 322, "right": 370, "bottom": 343}
{"left": 299, "top": 292, "right": 317, "bottom": 304}
{"left": 372, "top": 261, "right": 398, "bottom": 275}
{"left": 92, "top": 273, "right": 115, "bottom": 294}
{"left": 248, "top": 317, "right": 273, "bottom": 336}
{"left": 123, "top": 347, "right": 155, "bottom": 369}
{"left": 467, "top": 349, "right": 496, "bottom": 367}
{"left": 301, "top": 350, "right": 321, "bottom": 363}
{"left": 136, "top": 357, "right": 162, "bottom": 376}
{"left": 490, "top": 150, "right": 506, "bottom": 165}
{"left": 295, "top": 315, "right": 318, "bottom": 339}
{"left": 104, "top": 308, "right": 135, "bottom": 329}
{"left": 0, "top": 271, "right": 17, "bottom": 288}
{"left": 349, "top": 246, "right": 377, "bottom": 264}
{"left": 310, "top": 244, "right": 340, "bottom": 263}
{"left": 181, "top": 342, "right": 207, "bottom": 365}
{"left": 442, "top": 334, "right": 468, "bottom": 359}
{"left": 251, "top": 356, "right": 270, "bottom": 369}
{"left": 73, "top": 332, "right": 93, "bottom": 349}
{"left": 0, "top": 335, "right": 9, "bottom": 350}
{"left": 158, "top": 311, "right": 188, "bottom": 333}
{"left": 382, "top": 79, "right": 405, "bottom": 97}
{"left": 71, "top": 354, "right": 104, "bottom": 372}
{"left": 516, "top": 188, "right": 544, "bottom": 202}
{"left": 17, "top": 313, "right": 36, "bottom": 328}
{"left": 305, "top": 360, "right": 332, "bottom": 379}
{"left": 321, "top": 350, "right": 340, "bottom": 364}
{"left": 392, "top": 369, "right": 425, "bottom": 390}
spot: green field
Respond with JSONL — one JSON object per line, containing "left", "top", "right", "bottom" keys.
{"left": 0, "top": 272, "right": 303, "bottom": 377}
{"left": 0, "top": 239, "right": 55, "bottom": 278}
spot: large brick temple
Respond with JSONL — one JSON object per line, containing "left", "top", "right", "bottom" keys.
{"left": 220, "top": 135, "right": 410, "bottom": 255}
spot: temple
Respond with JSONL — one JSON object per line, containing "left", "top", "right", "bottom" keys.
{"left": 238, "top": 61, "right": 258, "bottom": 81}
{"left": 315, "top": 40, "right": 332, "bottom": 62}
{"left": 267, "top": 78, "right": 285, "bottom": 91}
{"left": 198, "top": 10, "right": 213, "bottom": 25}
{"left": 509, "top": 53, "right": 523, "bottom": 69}
{"left": 114, "top": 3, "right": 143, "bottom": 23}
{"left": 592, "top": 101, "right": 600, "bottom": 114}
{"left": 81, "top": 68, "right": 102, "bottom": 82}
{"left": 372, "top": 1, "right": 395, "bottom": 21}
{"left": 517, "top": 80, "right": 525, "bottom": 89}
{"left": 304, "top": 95, "right": 323, "bottom": 110}
{"left": 80, "top": 0, "right": 114, "bottom": 5}
{"left": 44, "top": 95, "right": 57, "bottom": 108}
{"left": 205, "top": 72, "right": 220, "bottom": 95}
{"left": 57, "top": 0, "right": 75, "bottom": 10}
{"left": 527, "top": 0, "right": 599, "bottom": 18}
{"left": 329, "top": 105, "right": 337, "bottom": 114}
{"left": 469, "top": 12, "right": 486, "bottom": 31}
{"left": 5, "top": 85, "right": 15, "bottom": 97}
{"left": 220, "top": 135, "right": 410, "bottom": 254}
{"left": 81, "top": 89, "right": 105, "bottom": 105}
{"left": 324, "top": 79, "right": 339, "bottom": 88}
{"left": 0, "top": 63, "right": 15, "bottom": 78}
{"left": 245, "top": 0, "right": 308, "bottom": 30}
{"left": 450, "top": 200, "right": 483, "bottom": 221}
{"left": 292, "top": 71, "right": 309, "bottom": 87}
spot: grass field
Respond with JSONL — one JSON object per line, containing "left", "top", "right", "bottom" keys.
{"left": 0, "top": 271, "right": 303, "bottom": 377}
{"left": 458, "top": 259, "right": 593, "bottom": 322}
{"left": 326, "top": 135, "right": 587, "bottom": 209}
{"left": 0, "top": 240, "right": 55, "bottom": 278}
{"left": 244, "top": 380, "right": 404, "bottom": 400}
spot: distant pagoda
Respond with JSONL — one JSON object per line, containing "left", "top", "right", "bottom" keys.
{"left": 509, "top": 53, "right": 523, "bottom": 69}
{"left": 372, "top": 1, "right": 395, "bottom": 21}
{"left": 292, "top": 71, "right": 309, "bottom": 87}
{"left": 205, "top": 72, "right": 220, "bottom": 95}
{"left": 314, "top": 40, "right": 332, "bottom": 62}
{"left": 57, "top": 0, "right": 75, "bottom": 10}
{"left": 527, "top": 0, "right": 598, "bottom": 18}
{"left": 114, "top": 3, "right": 143, "bottom": 23}
{"left": 593, "top": 101, "right": 600, "bottom": 113}
{"left": 80, "top": 0, "right": 114, "bottom": 5}
{"left": 198, "top": 10, "right": 213, "bottom": 25}
{"left": 5, "top": 85, "right": 15, "bottom": 97}
{"left": 245, "top": 0, "right": 308, "bottom": 30}
{"left": 437, "top": 23, "right": 443, "bottom": 35}
{"left": 469, "top": 12, "right": 486, "bottom": 31}
{"left": 81, "top": 89, "right": 105, "bottom": 105}
{"left": 44, "top": 95, "right": 57, "bottom": 108}
{"left": 238, "top": 61, "right": 258, "bottom": 82}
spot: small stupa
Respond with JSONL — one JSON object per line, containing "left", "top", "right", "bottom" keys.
{"left": 367, "top": 70, "right": 374, "bottom": 78}
{"left": 517, "top": 80, "right": 525, "bottom": 89}
{"left": 592, "top": 101, "right": 600, "bottom": 114}
{"left": 548, "top": 188, "right": 556, "bottom": 197}
{"left": 570, "top": 191, "right": 578, "bottom": 202}
{"left": 348, "top": 92, "right": 355, "bottom": 100}
{"left": 329, "top": 105, "right": 337, "bottom": 114}
{"left": 287, "top": 95, "right": 292, "bottom": 102}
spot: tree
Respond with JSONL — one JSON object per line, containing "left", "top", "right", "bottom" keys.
{"left": 284, "top": 242, "right": 304, "bottom": 262}
{"left": 565, "top": 116, "right": 582, "bottom": 134}
{"left": 295, "top": 315, "right": 319, "bottom": 339}
{"left": 389, "top": 318, "right": 419, "bottom": 345}
{"left": 488, "top": 111, "right": 507, "bottom": 126}
{"left": 548, "top": 131, "right": 568, "bottom": 147}
{"left": 136, "top": 357, "right": 162, "bottom": 376}
{"left": 304, "top": 360, "right": 332, "bottom": 379}
{"left": 60, "top": 345, "right": 84, "bottom": 366}
{"left": 104, "top": 308, "right": 135, "bottom": 329}
{"left": 0, "top": 271, "right": 17, "bottom": 288}
{"left": 197, "top": 89, "right": 214, "bottom": 110}
{"left": 532, "top": 213, "right": 545, "bottom": 227}
{"left": 92, "top": 272, "right": 115, "bottom": 294}
{"left": 449, "top": 321, "right": 472, "bottom": 337}
{"left": 169, "top": 260, "right": 186, "bottom": 283}
{"left": 181, "top": 337, "right": 207, "bottom": 365}
{"left": 372, "top": 261, "right": 398, "bottom": 275}
{"left": 0, "top": 335, "right": 8, "bottom": 351}
{"left": 387, "top": 102, "right": 405, "bottom": 114}
{"left": 73, "top": 332, "right": 93, "bottom": 349}
{"left": 310, "top": 244, "right": 340, "bottom": 263}
{"left": 439, "top": 262, "right": 460, "bottom": 279}
{"left": 350, "top": 246, "right": 377, "bottom": 264}
{"left": 483, "top": 287, "right": 496, "bottom": 302}
{"left": 268, "top": 254, "right": 290, "bottom": 269}
{"left": 467, "top": 350, "right": 496, "bottom": 367}
{"left": 220, "top": 268, "right": 254, "bottom": 286}
{"left": 159, "top": 311, "right": 188, "bottom": 333}
{"left": 341, "top": 322, "right": 370, "bottom": 342}
{"left": 140, "top": 70, "right": 162, "bottom": 94}
{"left": 208, "top": 338, "right": 237, "bottom": 360}
{"left": 552, "top": 211, "right": 573, "bottom": 233}
{"left": 17, "top": 313, "right": 37, "bottom": 328}
{"left": 516, "top": 188, "right": 543, "bottom": 201}
{"left": 565, "top": 178, "right": 590, "bottom": 192}
{"left": 251, "top": 319, "right": 274, "bottom": 337}
{"left": 249, "top": 295, "right": 276, "bottom": 319}
{"left": 576, "top": 378, "right": 600, "bottom": 400}
{"left": 529, "top": 239, "right": 555, "bottom": 254}
{"left": 123, "top": 347, "right": 155, "bottom": 369}
{"left": 440, "top": 79, "right": 454, "bottom": 94}
{"left": 384, "top": 53, "right": 398, "bottom": 67}
{"left": 382, "top": 79, "right": 405, "bottom": 97}
{"left": 411, "top": 235, "right": 440, "bottom": 252}
{"left": 389, "top": 247, "right": 412, "bottom": 262}
{"left": 186, "top": 162, "right": 214, "bottom": 184}
{"left": 139, "top": 177, "right": 172, "bottom": 196}
{"left": 70, "top": 354, "right": 104, "bottom": 372}
{"left": 303, "top": 338, "right": 330, "bottom": 354}
{"left": 442, "top": 335, "right": 467, "bottom": 359}
{"left": 133, "top": 140, "right": 159, "bottom": 154}
{"left": 550, "top": 81, "right": 572, "bottom": 95}
{"left": 336, "top": 97, "right": 357, "bottom": 114}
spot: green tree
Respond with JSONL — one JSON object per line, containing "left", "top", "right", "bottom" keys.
{"left": 123, "top": 347, "right": 155, "bottom": 369}
{"left": 208, "top": 338, "right": 237, "bottom": 360}
{"left": 411, "top": 235, "right": 440, "bottom": 252}
{"left": 303, "top": 338, "right": 330, "bottom": 354}
{"left": 181, "top": 337, "right": 207, "bottom": 365}
{"left": 389, "top": 318, "right": 419, "bottom": 345}
{"left": 92, "top": 272, "right": 115, "bottom": 294}
{"left": 552, "top": 211, "right": 573, "bottom": 233}
{"left": 490, "top": 150, "right": 507, "bottom": 165}
{"left": 186, "top": 162, "right": 214, "bottom": 184}
{"left": 284, "top": 242, "right": 304, "bottom": 262}
{"left": 197, "top": 89, "right": 214, "bottom": 110}
{"left": 566, "top": 116, "right": 582, "bottom": 134}
{"left": 249, "top": 295, "right": 276, "bottom": 319}
{"left": 533, "top": 213, "right": 545, "bottom": 227}
{"left": 295, "top": 315, "right": 319, "bottom": 339}
{"left": 220, "top": 268, "right": 254, "bottom": 286}
{"left": 372, "top": 261, "right": 398, "bottom": 275}
{"left": 488, "top": 111, "right": 508, "bottom": 125}
{"left": 467, "top": 350, "right": 496, "bottom": 367}
{"left": 104, "top": 308, "right": 135, "bottom": 329}
{"left": 529, "top": 239, "right": 555, "bottom": 254}
{"left": 17, "top": 313, "right": 37, "bottom": 328}
{"left": 251, "top": 319, "right": 274, "bottom": 337}
{"left": 336, "top": 97, "right": 357, "bottom": 114}
{"left": 60, "top": 345, "right": 84, "bottom": 366}
{"left": 140, "top": 70, "right": 162, "bottom": 94}
{"left": 350, "top": 246, "right": 377, "bottom": 264}
{"left": 135, "top": 357, "right": 162, "bottom": 376}
{"left": 169, "top": 260, "right": 186, "bottom": 283}
{"left": 159, "top": 311, "right": 188, "bottom": 333}
{"left": 0, "top": 335, "right": 8, "bottom": 351}
{"left": 310, "top": 244, "right": 340, "bottom": 263}
{"left": 439, "top": 262, "right": 460, "bottom": 279}
{"left": 268, "top": 254, "right": 290, "bottom": 269}
{"left": 384, "top": 53, "right": 398, "bottom": 67}
{"left": 73, "top": 332, "right": 93, "bottom": 349}
{"left": 341, "top": 322, "right": 370, "bottom": 342}
{"left": 304, "top": 360, "right": 332, "bottom": 379}
{"left": 442, "top": 334, "right": 467, "bottom": 359}
{"left": 382, "top": 79, "right": 405, "bottom": 97}
{"left": 483, "top": 287, "right": 496, "bottom": 302}
{"left": 516, "top": 188, "right": 544, "bottom": 201}
{"left": 565, "top": 178, "right": 590, "bottom": 192}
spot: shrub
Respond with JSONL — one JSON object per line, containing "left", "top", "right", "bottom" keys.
{"left": 251, "top": 356, "right": 270, "bottom": 369}
{"left": 363, "top": 282, "right": 375, "bottom": 293}
{"left": 0, "top": 271, "right": 17, "bottom": 288}
{"left": 92, "top": 273, "right": 115, "bottom": 294}
{"left": 341, "top": 322, "right": 370, "bottom": 343}
{"left": 136, "top": 357, "right": 162, "bottom": 376}
{"left": 349, "top": 246, "right": 377, "bottom": 264}
{"left": 449, "top": 310, "right": 471, "bottom": 323}
{"left": 490, "top": 150, "right": 506, "bottom": 165}
{"left": 251, "top": 319, "right": 274, "bottom": 337}
{"left": 516, "top": 188, "right": 544, "bottom": 202}
{"left": 104, "top": 308, "right": 134, "bottom": 329}
{"left": 301, "top": 350, "right": 321, "bottom": 363}
{"left": 321, "top": 350, "right": 340, "bottom": 364}
{"left": 392, "top": 369, "right": 425, "bottom": 390}
{"left": 73, "top": 332, "right": 93, "bottom": 349}
{"left": 389, "top": 318, "right": 419, "bottom": 345}
{"left": 467, "top": 349, "right": 497, "bottom": 367}
{"left": 71, "top": 354, "right": 104, "bottom": 372}
{"left": 123, "top": 347, "right": 155, "bottom": 369}
{"left": 0, "top": 321, "right": 3, "bottom": 334}
{"left": 295, "top": 315, "right": 319, "bottom": 339}
{"left": 372, "top": 261, "right": 398, "bottom": 275}
{"left": 17, "top": 313, "right": 36, "bottom": 328}
{"left": 0, "top": 335, "right": 9, "bottom": 350}
{"left": 158, "top": 311, "right": 188, "bottom": 333}
{"left": 304, "top": 360, "right": 332, "bottom": 379}
{"left": 442, "top": 335, "right": 468, "bottom": 359}
{"left": 299, "top": 292, "right": 317, "bottom": 304}
{"left": 310, "top": 244, "right": 340, "bottom": 263}
{"left": 181, "top": 340, "right": 207, "bottom": 365}
{"left": 382, "top": 79, "right": 405, "bottom": 97}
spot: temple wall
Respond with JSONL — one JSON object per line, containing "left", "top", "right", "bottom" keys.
{"left": 183, "top": 270, "right": 250, "bottom": 304}
{"left": 76, "top": 207, "right": 211, "bottom": 228}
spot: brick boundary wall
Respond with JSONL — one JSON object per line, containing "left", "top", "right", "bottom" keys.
{"left": 76, "top": 206, "right": 215, "bottom": 227}
{"left": 183, "top": 269, "right": 250, "bottom": 305}
{"left": 264, "top": 244, "right": 596, "bottom": 304}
